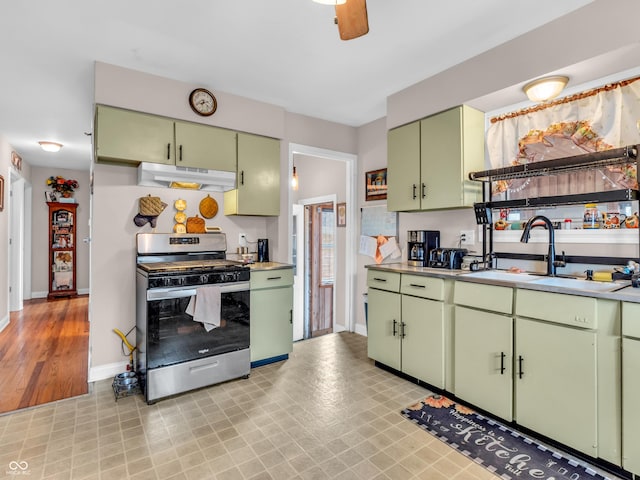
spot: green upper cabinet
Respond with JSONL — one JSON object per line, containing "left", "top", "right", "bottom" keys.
{"left": 224, "top": 132, "right": 280, "bottom": 216}
{"left": 174, "top": 120, "right": 236, "bottom": 171}
{"left": 95, "top": 105, "right": 236, "bottom": 171}
{"left": 387, "top": 121, "right": 421, "bottom": 211}
{"left": 95, "top": 105, "right": 175, "bottom": 165}
{"left": 387, "top": 105, "right": 485, "bottom": 212}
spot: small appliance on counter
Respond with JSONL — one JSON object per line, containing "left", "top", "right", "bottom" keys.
{"left": 428, "top": 248, "right": 468, "bottom": 269}
{"left": 407, "top": 230, "right": 440, "bottom": 267}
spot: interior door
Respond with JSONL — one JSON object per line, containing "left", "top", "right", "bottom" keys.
{"left": 306, "top": 202, "right": 334, "bottom": 338}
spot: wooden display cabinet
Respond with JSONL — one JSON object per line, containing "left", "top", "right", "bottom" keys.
{"left": 47, "top": 202, "right": 77, "bottom": 299}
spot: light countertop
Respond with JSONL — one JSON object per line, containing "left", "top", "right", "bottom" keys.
{"left": 367, "top": 262, "right": 640, "bottom": 302}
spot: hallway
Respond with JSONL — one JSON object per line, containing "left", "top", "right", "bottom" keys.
{"left": 0, "top": 296, "right": 89, "bottom": 414}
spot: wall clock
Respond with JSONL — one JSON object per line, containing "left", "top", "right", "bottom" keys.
{"left": 189, "top": 88, "right": 217, "bottom": 116}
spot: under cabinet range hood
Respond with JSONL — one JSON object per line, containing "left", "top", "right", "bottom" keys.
{"left": 137, "top": 162, "right": 236, "bottom": 191}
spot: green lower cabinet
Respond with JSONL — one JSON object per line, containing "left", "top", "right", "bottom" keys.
{"left": 454, "top": 305, "right": 513, "bottom": 420}
{"left": 367, "top": 288, "right": 401, "bottom": 370}
{"left": 622, "top": 338, "right": 640, "bottom": 475}
{"left": 515, "top": 317, "right": 597, "bottom": 458}
{"left": 401, "top": 295, "right": 445, "bottom": 388}
{"left": 250, "top": 270, "right": 293, "bottom": 365}
{"left": 622, "top": 301, "right": 640, "bottom": 476}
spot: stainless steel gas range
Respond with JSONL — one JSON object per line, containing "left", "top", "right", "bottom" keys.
{"left": 135, "top": 233, "right": 250, "bottom": 404}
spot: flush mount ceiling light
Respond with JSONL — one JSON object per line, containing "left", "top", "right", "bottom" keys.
{"left": 522, "top": 76, "right": 569, "bottom": 103}
{"left": 38, "top": 141, "right": 63, "bottom": 152}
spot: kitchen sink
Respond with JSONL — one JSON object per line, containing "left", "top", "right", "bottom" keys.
{"left": 462, "top": 270, "right": 540, "bottom": 282}
{"left": 529, "top": 276, "right": 626, "bottom": 293}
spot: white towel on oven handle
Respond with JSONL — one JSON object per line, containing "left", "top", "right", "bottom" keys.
{"left": 185, "top": 285, "right": 222, "bottom": 332}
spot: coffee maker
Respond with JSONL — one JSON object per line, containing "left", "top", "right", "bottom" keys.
{"left": 407, "top": 230, "right": 440, "bottom": 267}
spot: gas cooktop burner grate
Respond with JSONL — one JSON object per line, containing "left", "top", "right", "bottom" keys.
{"left": 137, "top": 259, "right": 247, "bottom": 274}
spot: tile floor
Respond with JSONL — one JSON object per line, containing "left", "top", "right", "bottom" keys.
{"left": 0, "top": 333, "right": 623, "bottom": 480}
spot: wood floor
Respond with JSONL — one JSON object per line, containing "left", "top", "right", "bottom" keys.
{"left": 0, "top": 295, "right": 89, "bottom": 414}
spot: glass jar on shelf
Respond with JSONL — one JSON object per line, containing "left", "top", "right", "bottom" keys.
{"left": 583, "top": 204, "right": 600, "bottom": 229}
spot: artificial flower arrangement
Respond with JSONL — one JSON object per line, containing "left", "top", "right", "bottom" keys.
{"left": 46, "top": 176, "right": 79, "bottom": 196}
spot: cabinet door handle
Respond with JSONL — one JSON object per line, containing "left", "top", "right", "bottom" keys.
{"left": 409, "top": 283, "right": 425, "bottom": 288}
{"left": 267, "top": 276, "right": 282, "bottom": 281}
{"left": 412, "top": 184, "right": 417, "bottom": 200}
{"left": 240, "top": 170, "right": 244, "bottom": 185}
{"left": 500, "top": 352, "right": 506, "bottom": 375}
{"left": 290, "top": 310, "right": 293, "bottom": 324}
{"left": 179, "top": 145, "right": 183, "bottom": 162}
{"left": 373, "top": 277, "right": 387, "bottom": 282}
{"left": 421, "top": 183, "right": 426, "bottom": 199}
{"left": 392, "top": 319, "right": 397, "bottom": 337}
{"left": 400, "top": 321, "right": 406, "bottom": 338}
{"left": 518, "top": 355, "right": 524, "bottom": 379}
{"left": 167, "top": 143, "right": 171, "bottom": 160}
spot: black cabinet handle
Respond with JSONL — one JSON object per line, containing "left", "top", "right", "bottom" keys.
{"left": 179, "top": 145, "right": 183, "bottom": 162}
{"left": 373, "top": 277, "right": 387, "bottom": 282}
{"left": 412, "top": 184, "right": 417, "bottom": 200}
{"left": 421, "top": 183, "right": 426, "bottom": 199}
{"left": 392, "top": 319, "right": 397, "bottom": 337}
{"left": 409, "top": 283, "right": 425, "bottom": 288}
{"left": 500, "top": 352, "right": 506, "bottom": 375}
{"left": 289, "top": 310, "right": 292, "bottom": 324}
{"left": 518, "top": 355, "right": 524, "bottom": 379}
{"left": 267, "top": 276, "right": 282, "bottom": 281}
{"left": 167, "top": 143, "right": 171, "bottom": 160}
{"left": 400, "top": 321, "right": 406, "bottom": 338}
{"left": 240, "top": 170, "right": 244, "bottom": 185}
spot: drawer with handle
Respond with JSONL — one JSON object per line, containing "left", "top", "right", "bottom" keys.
{"left": 400, "top": 274, "right": 444, "bottom": 301}
{"left": 250, "top": 268, "right": 294, "bottom": 290}
{"left": 367, "top": 269, "right": 400, "bottom": 293}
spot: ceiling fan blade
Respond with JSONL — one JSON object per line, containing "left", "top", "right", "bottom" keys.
{"left": 335, "top": 0, "right": 369, "bottom": 41}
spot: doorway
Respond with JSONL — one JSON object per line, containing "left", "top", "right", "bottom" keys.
{"left": 288, "top": 142, "right": 357, "bottom": 341}
{"left": 304, "top": 200, "right": 336, "bottom": 339}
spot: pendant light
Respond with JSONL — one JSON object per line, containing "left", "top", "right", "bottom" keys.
{"left": 291, "top": 165, "right": 299, "bottom": 191}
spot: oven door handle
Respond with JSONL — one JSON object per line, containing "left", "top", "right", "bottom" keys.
{"left": 147, "top": 281, "right": 250, "bottom": 301}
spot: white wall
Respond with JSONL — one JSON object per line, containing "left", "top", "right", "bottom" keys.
{"left": 0, "top": 135, "right": 11, "bottom": 330}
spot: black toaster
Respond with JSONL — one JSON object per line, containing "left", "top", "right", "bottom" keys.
{"left": 428, "top": 248, "right": 468, "bottom": 269}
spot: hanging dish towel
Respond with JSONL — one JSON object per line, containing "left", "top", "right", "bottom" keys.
{"left": 186, "top": 285, "right": 222, "bottom": 332}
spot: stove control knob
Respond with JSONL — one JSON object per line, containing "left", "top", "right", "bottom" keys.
{"left": 200, "top": 274, "right": 209, "bottom": 284}
{"left": 162, "top": 277, "right": 173, "bottom": 287}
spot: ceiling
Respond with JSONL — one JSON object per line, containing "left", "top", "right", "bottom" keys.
{"left": 0, "top": 0, "right": 599, "bottom": 171}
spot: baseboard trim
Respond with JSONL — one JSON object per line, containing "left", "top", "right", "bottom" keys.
{"left": 32, "top": 288, "right": 89, "bottom": 299}
{"left": 355, "top": 322, "right": 367, "bottom": 336}
{"left": 89, "top": 361, "right": 130, "bottom": 383}
{"left": 0, "top": 315, "right": 9, "bottom": 334}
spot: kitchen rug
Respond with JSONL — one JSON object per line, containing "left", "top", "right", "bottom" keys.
{"left": 402, "top": 394, "right": 613, "bottom": 480}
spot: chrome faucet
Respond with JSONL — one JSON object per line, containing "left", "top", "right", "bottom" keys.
{"left": 520, "top": 215, "right": 565, "bottom": 276}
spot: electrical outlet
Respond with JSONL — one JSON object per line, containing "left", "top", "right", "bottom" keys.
{"left": 238, "top": 233, "right": 247, "bottom": 247}
{"left": 460, "top": 230, "right": 475, "bottom": 246}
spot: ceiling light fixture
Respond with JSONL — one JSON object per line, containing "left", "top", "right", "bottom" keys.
{"left": 312, "top": 0, "right": 346, "bottom": 4}
{"left": 522, "top": 75, "right": 569, "bottom": 103}
{"left": 291, "top": 165, "right": 299, "bottom": 191}
{"left": 38, "top": 141, "right": 63, "bottom": 152}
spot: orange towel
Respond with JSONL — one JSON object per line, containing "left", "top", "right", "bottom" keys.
{"left": 375, "top": 235, "right": 388, "bottom": 264}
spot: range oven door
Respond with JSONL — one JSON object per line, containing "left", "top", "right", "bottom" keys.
{"left": 139, "top": 281, "right": 250, "bottom": 402}
{"left": 143, "top": 281, "right": 250, "bottom": 370}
